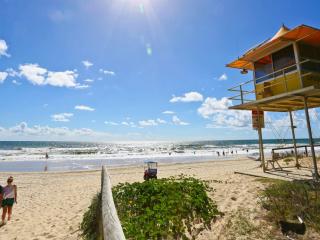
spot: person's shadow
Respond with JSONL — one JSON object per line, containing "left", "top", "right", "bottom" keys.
{"left": 0, "top": 222, "right": 6, "bottom": 228}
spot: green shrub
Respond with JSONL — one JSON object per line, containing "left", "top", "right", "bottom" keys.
{"left": 80, "top": 192, "right": 103, "bottom": 240}
{"left": 112, "top": 174, "right": 220, "bottom": 239}
{"left": 260, "top": 180, "right": 320, "bottom": 232}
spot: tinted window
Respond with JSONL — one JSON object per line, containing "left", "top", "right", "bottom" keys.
{"left": 299, "top": 43, "right": 320, "bottom": 73}
{"left": 272, "top": 45, "right": 296, "bottom": 77}
{"left": 254, "top": 55, "right": 273, "bottom": 83}
{"left": 299, "top": 43, "right": 320, "bottom": 61}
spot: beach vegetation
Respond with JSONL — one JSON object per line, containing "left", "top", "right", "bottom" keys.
{"left": 255, "top": 177, "right": 284, "bottom": 184}
{"left": 80, "top": 192, "right": 103, "bottom": 240}
{"left": 224, "top": 210, "right": 275, "bottom": 240}
{"left": 112, "top": 174, "right": 220, "bottom": 239}
{"left": 260, "top": 180, "right": 320, "bottom": 232}
{"left": 283, "top": 157, "right": 294, "bottom": 165}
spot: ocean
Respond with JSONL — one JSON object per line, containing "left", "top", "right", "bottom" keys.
{"left": 0, "top": 139, "right": 318, "bottom": 172}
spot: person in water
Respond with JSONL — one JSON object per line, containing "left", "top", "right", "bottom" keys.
{"left": 1, "top": 176, "right": 17, "bottom": 224}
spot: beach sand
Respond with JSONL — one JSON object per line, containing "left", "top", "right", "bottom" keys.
{"left": 0, "top": 159, "right": 283, "bottom": 239}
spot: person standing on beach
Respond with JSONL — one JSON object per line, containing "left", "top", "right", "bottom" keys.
{"left": 44, "top": 152, "right": 49, "bottom": 171}
{"left": 1, "top": 176, "right": 17, "bottom": 224}
{"left": 0, "top": 184, "right": 2, "bottom": 209}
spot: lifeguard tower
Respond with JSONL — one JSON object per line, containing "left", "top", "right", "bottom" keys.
{"left": 227, "top": 24, "right": 320, "bottom": 180}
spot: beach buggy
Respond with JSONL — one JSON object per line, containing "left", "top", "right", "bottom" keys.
{"left": 143, "top": 161, "right": 158, "bottom": 180}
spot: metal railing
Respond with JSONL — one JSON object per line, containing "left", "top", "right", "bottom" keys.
{"left": 228, "top": 59, "right": 320, "bottom": 105}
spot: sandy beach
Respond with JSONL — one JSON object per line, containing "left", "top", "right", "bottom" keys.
{"left": 2, "top": 1, "right": 320, "bottom": 239}
{"left": 0, "top": 158, "right": 272, "bottom": 240}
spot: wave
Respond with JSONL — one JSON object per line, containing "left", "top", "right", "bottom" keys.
{"left": 1, "top": 140, "right": 320, "bottom": 172}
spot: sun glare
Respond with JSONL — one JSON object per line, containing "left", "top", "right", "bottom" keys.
{"left": 111, "top": 0, "right": 162, "bottom": 56}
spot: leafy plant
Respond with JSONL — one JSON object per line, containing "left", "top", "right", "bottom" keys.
{"left": 80, "top": 192, "right": 103, "bottom": 240}
{"left": 112, "top": 174, "right": 220, "bottom": 239}
{"left": 260, "top": 180, "right": 320, "bottom": 232}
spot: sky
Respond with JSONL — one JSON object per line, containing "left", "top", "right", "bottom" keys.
{"left": 0, "top": 0, "right": 320, "bottom": 141}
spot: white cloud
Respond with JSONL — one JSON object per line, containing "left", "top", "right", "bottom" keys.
{"left": 121, "top": 121, "right": 129, "bottom": 126}
{"left": 170, "top": 91, "right": 203, "bottom": 103}
{"left": 205, "top": 111, "right": 251, "bottom": 128}
{"left": 157, "top": 118, "right": 166, "bottom": 124}
{"left": 46, "top": 70, "right": 78, "bottom": 87}
{"left": 9, "top": 122, "right": 28, "bottom": 133}
{"left": 0, "top": 39, "right": 10, "bottom": 57}
{"left": 84, "top": 79, "right": 94, "bottom": 83}
{"left": 104, "top": 121, "right": 119, "bottom": 126}
{"left": 218, "top": 73, "right": 228, "bottom": 81}
{"left": 198, "top": 97, "right": 251, "bottom": 128}
{"left": 162, "top": 111, "right": 175, "bottom": 115}
{"left": 265, "top": 112, "right": 307, "bottom": 130}
{"left": 129, "top": 122, "right": 136, "bottom": 127}
{"left": 139, "top": 120, "right": 158, "bottom": 127}
{"left": 12, "top": 80, "right": 21, "bottom": 85}
{"left": 82, "top": 60, "right": 93, "bottom": 69}
{"left": 99, "top": 69, "right": 115, "bottom": 76}
{"left": 6, "top": 68, "right": 19, "bottom": 77}
{"left": 172, "top": 116, "right": 189, "bottom": 126}
{"left": 19, "top": 63, "right": 79, "bottom": 88}
{"left": 0, "top": 122, "right": 115, "bottom": 141}
{"left": 73, "top": 128, "right": 94, "bottom": 135}
{"left": 121, "top": 121, "right": 136, "bottom": 127}
{"left": 0, "top": 72, "right": 8, "bottom": 83}
{"left": 19, "top": 64, "right": 47, "bottom": 85}
{"left": 198, "top": 97, "right": 231, "bottom": 118}
{"left": 51, "top": 113, "right": 73, "bottom": 122}
{"left": 138, "top": 118, "right": 167, "bottom": 127}
{"left": 74, "top": 84, "right": 90, "bottom": 89}
{"left": 75, "top": 105, "right": 95, "bottom": 111}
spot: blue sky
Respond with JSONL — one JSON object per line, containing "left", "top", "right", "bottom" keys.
{"left": 0, "top": 0, "right": 320, "bottom": 141}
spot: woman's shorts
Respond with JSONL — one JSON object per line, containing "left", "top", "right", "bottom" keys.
{"left": 2, "top": 198, "right": 14, "bottom": 207}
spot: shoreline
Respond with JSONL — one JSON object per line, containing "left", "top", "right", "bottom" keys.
{"left": 0, "top": 157, "right": 253, "bottom": 175}
{"left": 0, "top": 155, "right": 252, "bottom": 173}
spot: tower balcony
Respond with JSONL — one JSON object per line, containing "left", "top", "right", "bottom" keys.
{"left": 228, "top": 59, "right": 320, "bottom": 112}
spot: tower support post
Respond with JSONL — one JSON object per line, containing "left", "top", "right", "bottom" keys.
{"left": 257, "top": 108, "right": 266, "bottom": 172}
{"left": 303, "top": 97, "right": 319, "bottom": 180}
{"left": 289, "top": 111, "right": 299, "bottom": 168}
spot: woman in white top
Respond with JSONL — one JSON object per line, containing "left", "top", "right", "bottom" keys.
{"left": 1, "top": 176, "right": 17, "bottom": 224}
